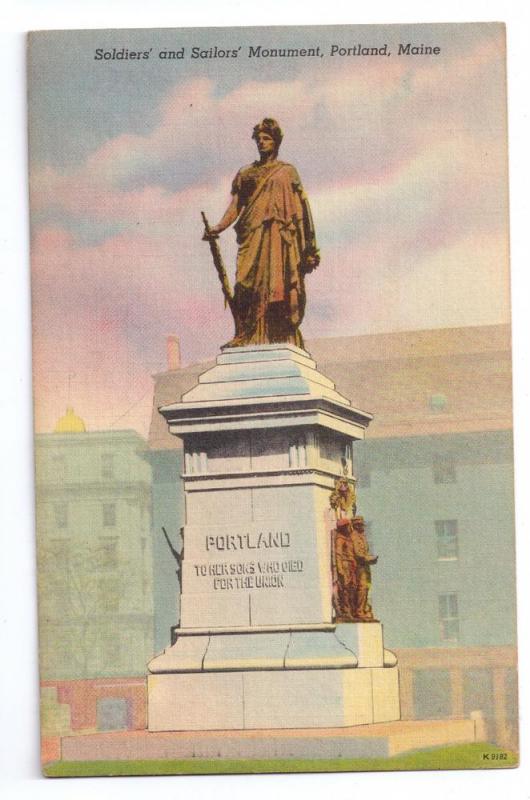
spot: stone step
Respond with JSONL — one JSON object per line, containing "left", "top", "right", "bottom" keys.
{"left": 61, "top": 718, "right": 478, "bottom": 762}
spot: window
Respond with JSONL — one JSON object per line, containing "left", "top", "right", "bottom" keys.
{"left": 433, "top": 455, "right": 456, "bottom": 484}
{"left": 97, "top": 697, "right": 129, "bottom": 731}
{"left": 429, "top": 394, "right": 448, "bottom": 412}
{"left": 435, "top": 520, "right": 458, "bottom": 560}
{"left": 53, "top": 503, "right": 68, "bottom": 529}
{"left": 96, "top": 633, "right": 121, "bottom": 668}
{"left": 98, "top": 577, "right": 120, "bottom": 613}
{"left": 102, "top": 503, "right": 116, "bottom": 527}
{"left": 51, "top": 454, "right": 66, "bottom": 481}
{"left": 101, "top": 453, "right": 115, "bottom": 479}
{"left": 413, "top": 669, "right": 452, "bottom": 719}
{"left": 439, "top": 593, "right": 459, "bottom": 642}
{"left": 99, "top": 537, "right": 118, "bottom": 569}
{"left": 47, "top": 539, "right": 69, "bottom": 567}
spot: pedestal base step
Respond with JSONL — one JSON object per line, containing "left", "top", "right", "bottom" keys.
{"left": 60, "top": 718, "right": 478, "bottom": 763}
{"left": 148, "top": 665, "right": 400, "bottom": 731}
{"left": 148, "top": 623, "right": 397, "bottom": 673}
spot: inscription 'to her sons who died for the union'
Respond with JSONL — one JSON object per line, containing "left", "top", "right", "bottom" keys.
{"left": 93, "top": 42, "right": 442, "bottom": 61}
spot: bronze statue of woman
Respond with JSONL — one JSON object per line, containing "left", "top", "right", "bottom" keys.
{"left": 206, "top": 118, "right": 320, "bottom": 348}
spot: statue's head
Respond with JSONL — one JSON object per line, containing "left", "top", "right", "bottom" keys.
{"left": 351, "top": 516, "right": 365, "bottom": 531}
{"left": 335, "top": 476, "right": 350, "bottom": 495}
{"left": 252, "top": 118, "right": 283, "bottom": 156}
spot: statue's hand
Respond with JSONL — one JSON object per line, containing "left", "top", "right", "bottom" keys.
{"left": 202, "top": 224, "right": 222, "bottom": 241}
{"left": 302, "top": 252, "right": 320, "bottom": 273}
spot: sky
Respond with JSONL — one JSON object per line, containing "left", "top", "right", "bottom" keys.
{"left": 28, "top": 22, "right": 510, "bottom": 434}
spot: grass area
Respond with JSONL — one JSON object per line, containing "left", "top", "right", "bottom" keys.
{"left": 44, "top": 742, "right": 518, "bottom": 778}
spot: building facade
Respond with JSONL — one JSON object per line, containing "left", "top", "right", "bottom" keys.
{"left": 35, "top": 412, "right": 154, "bottom": 681}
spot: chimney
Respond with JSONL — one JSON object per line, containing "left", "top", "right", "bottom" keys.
{"left": 166, "top": 336, "right": 181, "bottom": 370}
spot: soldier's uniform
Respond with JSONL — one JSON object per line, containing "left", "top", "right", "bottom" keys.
{"left": 332, "top": 518, "right": 357, "bottom": 622}
{"left": 350, "top": 517, "right": 377, "bottom": 621}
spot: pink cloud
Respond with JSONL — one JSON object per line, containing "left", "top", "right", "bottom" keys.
{"left": 307, "top": 229, "right": 510, "bottom": 341}
{"left": 31, "top": 222, "right": 236, "bottom": 433}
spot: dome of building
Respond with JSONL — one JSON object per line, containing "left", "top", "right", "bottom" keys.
{"left": 54, "top": 406, "right": 86, "bottom": 433}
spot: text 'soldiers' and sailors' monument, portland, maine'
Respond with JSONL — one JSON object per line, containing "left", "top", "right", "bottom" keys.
{"left": 94, "top": 40, "right": 441, "bottom": 61}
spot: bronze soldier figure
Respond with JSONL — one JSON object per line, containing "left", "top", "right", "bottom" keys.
{"left": 332, "top": 518, "right": 358, "bottom": 622}
{"left": 350, "top": 516, "right": 378, "bottom": 621}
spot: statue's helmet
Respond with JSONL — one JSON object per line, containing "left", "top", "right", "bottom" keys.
{"left": 252, "top": 118, "right": 283, "bottom": 150}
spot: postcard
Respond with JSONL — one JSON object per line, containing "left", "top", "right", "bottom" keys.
{"left": 28, "top": 21, "right": 517, "bottom": 776}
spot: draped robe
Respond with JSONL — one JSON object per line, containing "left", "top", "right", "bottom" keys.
{"left": 228, "top": 159, "right": 319, "bottom": 347}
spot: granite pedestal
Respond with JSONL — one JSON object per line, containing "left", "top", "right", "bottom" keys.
{"left": 147, "top": 344, "right": 400, "bottom": 731}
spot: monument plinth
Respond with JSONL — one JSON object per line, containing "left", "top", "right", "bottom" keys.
{"left": 147, "top": 344, "right": 400, "bottom": 731}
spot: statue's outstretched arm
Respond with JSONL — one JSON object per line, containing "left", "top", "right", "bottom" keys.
{"left": 210, "top": 194, "right": 240, "bottom": 236}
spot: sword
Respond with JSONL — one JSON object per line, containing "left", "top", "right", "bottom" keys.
{"left": 201, "top": 211, "right": 235, "bottom": 318}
